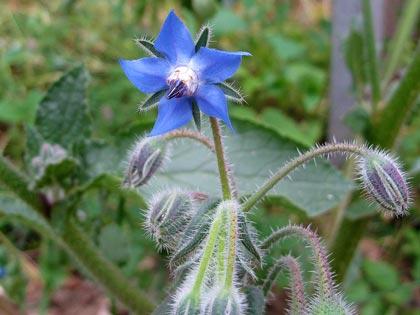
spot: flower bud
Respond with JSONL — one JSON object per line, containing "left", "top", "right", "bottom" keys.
{"left": 173, "top": 294, "right": 201, "bottom": 315}
{"left": 358, "top": 150, "right": 410, "bottom": 216}
{"left": 146, "top": 189, "right": 194, "bottom": 250}
{"left": 307, "top": 295, "right": 354, "bottom": 315}
{"left": 123, "top": 137, "right": 166, "bottom": 188}
{"left": 204, "top": 287, "right": 245, "bottom": 315}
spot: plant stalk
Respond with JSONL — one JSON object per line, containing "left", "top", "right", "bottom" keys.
{"left": 0, "top": 155, "right": 44, "bottom": 214}
{"left": 209, "top": 118, "right": 233, "bottom": 200}
{"left": 62, "top": 218, "right": 154, "bottom": 314}
{"left": 242, "top": 143, "right": 366, "bottom": 212}
{"left": 362, "top": 0, "right": 381, "bottom": 112}
{"left": 191, "top": 207, "right": 224, "bottom": 295}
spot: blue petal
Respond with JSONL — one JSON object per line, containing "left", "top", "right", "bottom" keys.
{"left": 150, "top": 97, "right": 192, "bottom": 136}
{"left": 190, "top": 47, "right": 251, "bottom": 83}
{"left": 195, "top": 84, "right": 233, "bottom": 130}
{"left": 119, "top": 57, "right": 170, "bottom": 94}
{"left": 154, "top": 11, "right": 195, "bottom": 65}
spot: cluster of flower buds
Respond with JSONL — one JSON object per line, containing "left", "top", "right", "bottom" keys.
{"left": 123, "top": 137, "right": 167, "bottom": 188}
{"left": 171, "top": 200, "right": 250, "bottom": 315}
{"left": 357, "top": 149, "right": 410, "bottom": 217}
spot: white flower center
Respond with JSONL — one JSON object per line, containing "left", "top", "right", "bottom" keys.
{"left": 166, "top": 66, "right": 198, "bottom": 99}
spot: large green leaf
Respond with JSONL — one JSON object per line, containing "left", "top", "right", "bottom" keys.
{"left": 137, "top": 119, "right": 353, "bottom": 217}
{"left": 35, "top": 66, "right": 91, "bottom": 148}
{"left": 0, "top": 194, "right": 57, "bottom": 240}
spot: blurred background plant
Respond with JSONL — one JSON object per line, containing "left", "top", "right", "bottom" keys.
{"left": 0, "top": 0, "right": 418, "bottom": 314}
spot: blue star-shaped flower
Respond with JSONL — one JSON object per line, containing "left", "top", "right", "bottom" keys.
{"left": 119, "top": 10, "right": 250, "bottom": 136}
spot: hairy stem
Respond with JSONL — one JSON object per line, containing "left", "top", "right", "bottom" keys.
{"left": 262, "top": 225, "right": 334, "bottom": 298}
{"left": 263, "top": 255, "right": 306, "bottom": 315}
{"left": 191, "top": 207, "right": 224, "bottom": 296}
{"left": 209, "top": 118, "right": 233, "bottom": 200}
{"left": 163, "top": 128, "right": 215, "bottom": 152}
{"left": 216, "top": 210, "right": 227, "bottom": 282}
{"left": 224, "top": 203, "right": 238, "bottom": 290}
{"left": 62, "top": 219, "right": 154, "bottom": 314}
{"left": 242, "top": 142, "right": 366, "bottom": 212}
{"left": 0, "top": 155, "right": 44, "bottom": 214}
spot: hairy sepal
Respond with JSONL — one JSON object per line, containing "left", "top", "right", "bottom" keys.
{"left": 170, "top": 198, "right": 220, "bottom": 267}
{"left": 238, "top": 210, "right": 262, "bottom": 264}
{"left": 135, "top": 37, "right": 165, "bottom": 58}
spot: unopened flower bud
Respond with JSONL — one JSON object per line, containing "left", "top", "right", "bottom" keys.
{"left": 146, "top": 189, "right": 194, "bottom": 250}
{"left": 204, "top": 287, "right": 245, "bottom": 315}
{"left": 358, "top": 150, "right": 410, "bottom": 216}
{"left": 123, "top": 137, "right": 166, "bottom": 187}
{"left": 173, "top": 294, "right": 201, "bottom": 315}
{"left": 307, "top": 295, "right": 354, "bottom": 315}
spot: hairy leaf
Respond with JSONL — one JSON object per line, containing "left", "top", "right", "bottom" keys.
{"left": 35, "top": 66, "right": 91, "bottom": 148}
{"left": 0, "top": 194, "right": 57, "bottom": 240}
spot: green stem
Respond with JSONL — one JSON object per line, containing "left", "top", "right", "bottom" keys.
{"left": 0, "top": 155, "right": 44, "bottom": 214}
{"left": 242, "top": 143, "right": 366, "bottom": 212}
{"left": 224, "top": 203, "right": 238, "bottom": 290}
{"left": 191, "top": 207, "right": 224, "bottom": 295}
{"left": 163, "top": 128, "right": 215, "bottom": 152}
{"left": 383, "top": 0, "right": 420, "bottom": 88}
{"left": 362, "top": 0, "right": 381, "bottom": 112}
{"left": 210, "top": 118, "right": 233, "bottom": 200}
{"left": 216, "top": 210, "right": 227, "bottom": 282}
{"left": 371, "top": 51, "right": 420, "bottom": 147}
{"left": 62, "top": 218, "right": 154, "bottom": 314}
{"left": 330, "top": 218, "right": 369, "bottom": 283}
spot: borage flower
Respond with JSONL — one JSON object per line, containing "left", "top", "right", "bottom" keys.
{"left": 119, "top": 10, "right": 250, "bottom": 136}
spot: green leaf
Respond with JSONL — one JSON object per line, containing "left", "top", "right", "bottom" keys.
{"left": 266, "top": 34, "right": 305, "bottom": 61}
{"left": 363, "top": 260, "right": 399, "bottom": 291}
{"left": 343, "top": 106, "right": 370, "bottom": 135}
{"left": 344, "top": 28, "right": 367, "bottom": 94}
{"left": 35, "top": 66, "right": 91, "bottom": 148}
{"left": 0, "top": 194, "right": 57, "bottom": 240}
{"left": 211, "top": 9, "right": 247, "bottom": 35}
{"left": 0, "top": 90, "right": 42, "bottom": 124}
{"left": 34, "top": 157, "right": 79, "bottom": 189}
{"left": 260, "top": 108, "right": 318, "bottom": 146}
{"left": 362, "top": 0, "right": 381, "bottom": 107}
{"left": 98, "top": 223, "right": 130, "bottom": 264}
{"left": 142, "top": 119, "right": 352, "bottom": 217}
{"left": 370, "top": 52, "right": 420, "bottom": 148}
{"left": 383, "top": 0, "right": 420, "bottom": 86}
{"left": 344, "top": 196, "right": 376, "bottom": 220}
